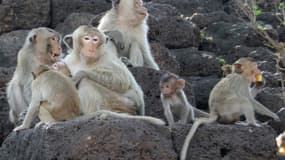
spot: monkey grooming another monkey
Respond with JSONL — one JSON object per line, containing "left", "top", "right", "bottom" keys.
{"left": 13, "top": 65, "right": 80, "bottom": 131}
{"left": 180, "top": 57, "right": 280, "bottom": 160}
{"left": 160, "top": 73, "right": 209, "bottom": 129}
{"left": 63, "top": 25, "right": 164, "bottom": 125}
{"left": 7, "top": 27, "right": 62, "bottom": 124}
{"left": 97, "top": 0, "right": 160, "bottom": 70}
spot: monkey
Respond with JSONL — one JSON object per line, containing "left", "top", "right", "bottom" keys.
{"left": 160, "top": 73, "right": 209, "bottom": 129}
{"left": 97, "top": 0, "right": 160, "bottom": 70}
{"left": 63, "top": 25, "right": 164, "bottom": 125}
{"left": 180, "top": 57, "right": 280, "bottom": 160}
{"left": 276, "top": 131, "right": 285, "bottom": 155}
{"left": 13, "top": 65, "right": 80, "bottom": 131}
{"left": 221, "top": 64, "right": 233, "bottom": 77}
{"left": 6, "top": 27, "right": 62, "bottom": 124}
{"left": 52, "top": 61, "right": 72, "bottom": 77}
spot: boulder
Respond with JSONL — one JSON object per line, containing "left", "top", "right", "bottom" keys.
{"left": 51, "top": 0, "right": 111, "bottom": 27}
{"left": 0, "top": 30, "right": 29, "bottom": 67}
{"left": 170, "top": 47, "right": 222, "bottom": 77}
{"left": 0, "top": 114, "right": 177, "bottom": 160}
{"left": 0, "top": 0, "right": 50, "bottom": 34}
{"left": 173, "top": 123, "right": 278, "bottom": 160}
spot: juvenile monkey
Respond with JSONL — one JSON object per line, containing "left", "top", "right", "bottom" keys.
{"left": 52, "top": 61, "right": 72, "bottom": 77}
{"left": 63, "top": 25, "right": 164, "bottom": 125}
{"left": 160, "top": 73, "right": 209, "bottom": 128}
{"left": 97, "top": 0, "right": 160, "bottom": 70}
{"left": 13, "top": 65, "right": 80, "bottom": 131}
{"left": 180, "top": 57, "right": 280, "bottom": 160}
{"left": 276, "top": 131, "right": 285, "bottom": 155}
{"left": 7, "top": 27, "right": 62, "bottom": 124}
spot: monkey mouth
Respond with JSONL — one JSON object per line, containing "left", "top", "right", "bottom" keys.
{"left": 49, "top": 51, "right": 61, "bottom": 60}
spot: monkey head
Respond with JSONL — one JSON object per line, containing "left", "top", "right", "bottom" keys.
{"left": 52, "top": 61, "right": 71, "bottom": 77}
{"left": 159, "top": 73, "right": 185, "bottom": 97}
{"left": 27, "top": 27, "right": 62, "bottom": 65}
{"left": 221, "top": 64, "right": 233, "bottom": 77}
{"left": 63, "top": 25, "right": 106, "bottom": 64}
{"left": 233, "top": 57, "right": 262, "bottom": 83}
{"left": 276, "top": 132, "right": 285, "bottom": 155}
{"left": 113, "top": 0, "right": 148, "bottom": 25}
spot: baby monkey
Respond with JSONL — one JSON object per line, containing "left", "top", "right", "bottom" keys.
{"left": 159, "top": 73, "right": 195, "bottom": 128}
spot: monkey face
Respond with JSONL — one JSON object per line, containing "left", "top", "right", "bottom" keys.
{"left": 134, "top": 0, "right": 148, "bottom": 19}
{"left": 47, "top": 35, "right": 62, "bottom": 62}
{"left": 160, "top": 81, "right": 176, "bottom": 97}
{"left": 80, "top": 33, "right": 102, "bottom": 61}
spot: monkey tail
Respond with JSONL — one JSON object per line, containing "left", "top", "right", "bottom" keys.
{"left": 180, "top": 115, "right": 218, "bottom": 160}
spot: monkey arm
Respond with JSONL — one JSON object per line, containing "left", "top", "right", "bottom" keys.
{"left": 161, "top": 95, "right": 175, "bottom": 128}
{"left": 178, "top": 90, "right": 194, "bottom": 122}
{"left": 74, "top": 69, "right": 131, "bottom": 93}
{"left": 105, "top": 30, "right": 125, "bottom": 51}
{"left": 140, "top": 42, "right": 160, "bottom": 70}
{"left": 250, "top": 96, "right": 279, "bottom": 120}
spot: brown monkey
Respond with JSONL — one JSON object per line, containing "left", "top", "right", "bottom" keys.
{"left": 52, "top": 61, "right": 72, "bottom": 77}
{"left": 7, "top": 27, "right": 62, "bottom": 124}
{"left": 276, "top": 131, "right": 285, "bottom": 155}
{"left": 97, "top": 0, "right": 159, "bottom": 70}
{"left": 13, "top": 65, "right": 80, "bottom": 131}
{"left": 180, "top": 57, "right": 280, "bottom": 160}
{"left": 63, "top": 25, "right": 164, "bottom": 125}
{"left": 160, "top": 73, "right": 209, "bottom": 128}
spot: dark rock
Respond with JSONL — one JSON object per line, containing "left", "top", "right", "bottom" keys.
{"left": 130, "top": 67, "right": 195, "bottom": 120}
{"left": 189, "top": 11, "right": 236, "bottom": 29}
{"left": 153, "top": 0, "right": 223, "bottom": 16}
{"left": 145, "top": 2, "right": 180, "bottom": 17}
{"left": 255, "top": 88, "right": 285, "bottom": 122}
{"left": 257, "top": 13, "right": 280, "bottom": 28}
{"left": 0, "top": 30, "right": 29, "bottom": 67}
{"left": 269, "top": 109, "right": 285, "bottom": 134}
{"left": 173, "top": 123, "right": 278, "bottom": 160}
{"left": 170, "top": 47, "right": 222, "bottom": 76}
{"left": 0, "top": 0, "right": 50, "bottom": 34}
{"left": 55, "top": 12, "right": 95, "bottom": 37}
{"left": 200, "top": 22, "right": 265, "bottom": 55}
{"left": 0, "top": 114, "right": 177, "bottom": 160}
{"left": 51, "top": 0, "right": 111, "bottom": 27}
{"left": 148, "top": 16, "right": 200, "bottom": 49}
{"left": 262, "top": 71, "right": 281, "bottom": 88}
{"left": 185, "top": 76, "right": 220, "bottom": 110}
{"left": 150, "top": 42, "right": 180, "bottom": 74}
{"left": 0, "top": 67, "right": 15, "bottom": 145}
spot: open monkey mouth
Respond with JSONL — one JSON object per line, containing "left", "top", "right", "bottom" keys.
{"left": 49, "top": 51, "right": 61, "bottom": 61}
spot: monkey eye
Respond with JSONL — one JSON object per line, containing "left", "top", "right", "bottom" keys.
{"left": 93, "top": 37, "right": 99, "bottom": 43}
{"left": 51, "top": 36, "right": 59, "bottom": 42}
{"left": 83, "top": 36, "right": 91, "bottom": 41}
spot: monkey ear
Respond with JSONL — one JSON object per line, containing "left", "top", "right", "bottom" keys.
{"left": 63, "top": 34, "right": 73, "bottom": 49}
{"left": 177, "top": 79, "right": 185, "bottom": 89}
{"left": 234, "top": 63, "right": 242, "bottom": 73}
{"left": 112, "top": 0, "right": 120, "bottom": 8}
{"left": 29, "top": 34, "right": 37, "bottom": 43}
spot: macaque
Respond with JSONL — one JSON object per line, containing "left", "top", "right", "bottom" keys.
{"left": 7, "top": 27, "right": 62, "bottom": 124}
{"left": 221, "top": 64, "right": 233, "bottom": 77}
{"left": 52, "top": 61, "right": 72, "bottom": 77}
{"left": 180, "top": 57, "right": 280, "bottom": 160}
{"left": 97, "top": 0, "right": 160, "bottom": 70}
{"left": 63, "top": 25, "right": 164, "bottom": 125}
{"left": 160, "top": 73, "right": 209, "bottom": 128}
{"left": 13, "top": 65, "right": 80, "bottom": 131}
{"left": 276, "top": 131, "right": 285, "bottom": 155}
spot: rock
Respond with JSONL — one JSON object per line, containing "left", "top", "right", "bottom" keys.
{"left": 170, "top": 47, "right": 222, "bottom": 76}
{"left": 172, "top": 123, "right": 278, "bottom": 160}
{"left": 148, "top": 16, "right": 200, "bottom": 49}
{"left": 0, "top": 67, "right": 15, "bottom": 144}
{"left": 255, "top": 88, "right": 285, "bottom": 122}
{"left": 153, "top": 0, "right": 223, "bottom": 17}
{"left": 0, "top": 0, "right": 50, "bottom": 34}
{"left": 150, "top": 42, "right": 180, "bottom": 74}
{"left": 262, "top": 71, "right": 280, "bottom": 88}
{"left": 0, "top": 30, "right": 29, "bottom": 67}
{"left": 200, "top": 22, "right": 265, "bottom": 55}
{"left": 51, "top": 0, "right": 111, "bottom": 27}
{"left": 55, "top": 12, "right": 95, "bottom": 37}
{"left": 130, "top": 67, "right": 195, "bottom": 120}
{"left": 145, "top": 2, "right": 180, "bottom": 17}
{"left": 269, "top": 109, "right": 285, "bottom": 134}
{"left": 185, "top": 76, "right": 220, "bottom": 110}
{"left": 189, "top": 11, "right": 235, "bottom": 29}
{"left": 0, "top": 114, "right": 177, "bottom": 160}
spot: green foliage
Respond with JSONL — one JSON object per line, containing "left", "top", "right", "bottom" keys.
{"left": 279, "top": 2, "right": 285, "bottom": 10}
{"left": 216, "top": 56, "right": 226, "bottom": 65}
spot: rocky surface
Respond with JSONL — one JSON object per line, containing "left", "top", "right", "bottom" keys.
{"left": 0, "top": 0, "right": 285, "bottom": 159}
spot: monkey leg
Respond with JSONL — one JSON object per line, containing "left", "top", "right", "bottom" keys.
{"left": 78, "top": 79, "right": 137, "bottom": 115}
{"left": 129, "top": 42, "right": 144, "bottom": 66}
{"left": 39, "top": 105, "right": 56, "bottom": 123}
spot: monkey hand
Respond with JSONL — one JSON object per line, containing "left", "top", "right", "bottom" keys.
{"left": 73, "top": 71, "right": 88, "bottom": 88}
{"left": 13, "top": 125, "right": 27, "bottom": 132}
{"left": 105, "top": 30, "right": 124, "bottom": 50}
{"left": 120, "top": 57, "right": 133, "bottom": 67}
